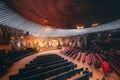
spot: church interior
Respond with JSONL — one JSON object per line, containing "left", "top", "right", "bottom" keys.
{"left": 0, "top": 0, "right": 120, "bottom": 80}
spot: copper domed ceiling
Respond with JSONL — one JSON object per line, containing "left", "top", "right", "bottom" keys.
{"left": 5, "top": 0, "right": 120, "bottom": 29}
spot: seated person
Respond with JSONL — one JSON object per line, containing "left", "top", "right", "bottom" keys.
{"left": 101, "top": 77, "right": 105, "bottom": 80}
{"left": 101, "top": 61, "right": 111, "bottom": 76}
{"left": 95, "top": 60, "right": 101, "bottom": 68}
{"left": 83, "top": 68, "right": 89, "bottom": 74}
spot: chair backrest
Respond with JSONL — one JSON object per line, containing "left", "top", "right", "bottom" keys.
{"left": 76, "top": 72, "right": 92, "bottom": 80}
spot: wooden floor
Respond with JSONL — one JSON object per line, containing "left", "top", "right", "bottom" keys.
{"left": 0, "top": 49, "right": 120, "bottom": 80}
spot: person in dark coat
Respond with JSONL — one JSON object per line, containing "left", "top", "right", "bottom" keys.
{"left": 95, "top": 60, "right": 101, "bottom": 68}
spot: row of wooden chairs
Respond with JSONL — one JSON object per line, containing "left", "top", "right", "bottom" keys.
{"left": 63, "top": 49, "right": 120, "bottom": 76}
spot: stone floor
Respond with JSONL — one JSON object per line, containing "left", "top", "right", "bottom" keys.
{"left": 0, "top": 49, "right": 119, "bottom": 80}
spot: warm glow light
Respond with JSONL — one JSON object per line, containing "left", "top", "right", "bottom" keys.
{"left": 108, "top": 33, "right": 111, "bottom": 36}
{"left": 46, "top": 27, "right": 51, "bottom": 30}
{"left": 80, "top": 26, "right": 84, "bottom": 29}
{"left": 76, "top": 25, "right": 84, "bottom": 29}
{"left": 17, "top": 42, "right": 21, "bottom": 47}
{"left": 46, "top": 25, "right": 52, "bottom": 28}
{"left": 11, "top": 37, "right": 14, "bottom": 40}
{"left": 77, "top": 26, "right": 80, "bottom": 29}
{"left": 20, "top": 36, "right": 24, "bottom": 39}
{"left": 92, "top": 23, "right": 99, "bottom": 27}
{"left": 42, "top": 19, "right": 48, "bottom": 24}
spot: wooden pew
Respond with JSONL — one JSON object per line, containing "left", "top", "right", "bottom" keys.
{"left": 51, "top": 68, "right": 83, "bottom": 80}
{"left": 25, "top": 59, "right": 67, "bottom": 67}
{"left": 87, "top": 54, "right": 92, "bottom": 65}
{"left": 76, "top": 72, "right": 92, "bottom": 80}
{"left": 28, "top": 57, "right": 64, "bottom": 66}
{"left": 73, "top": 51, "right": 78, "bottom": 59}
{"left": 95, "top": 54, "right": 103, "bottom": 63}
{"left": 69, "top": 51, "right": 75, "bottom": 57}
{"left": 19, "top": 59, "right": 67, "bottom": 73}
{"left": 82, "top": 53, "right": 86, "bottom": 63}
{"left": 107, "top": 60, "right": 120, "bottom": 76}
{"left": 19, "top": 64, "right": 77, "bottom": 80}
{"left": 77, "top": 52, "right": 82, "bottom": 61}
{"left": 91, "top": 54, "right": 97, "bottom": 64}
{"left": 33, "top": 55, "right": 61, "bottom": 61}
{"left": 9, "top": 62, "right": 72, "bottom": 80}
